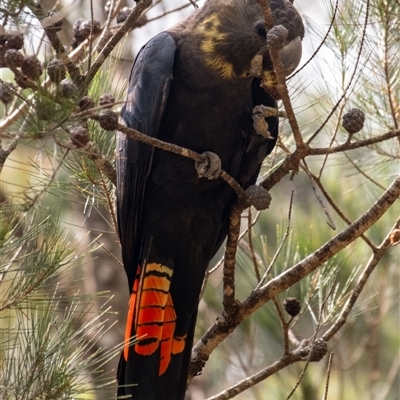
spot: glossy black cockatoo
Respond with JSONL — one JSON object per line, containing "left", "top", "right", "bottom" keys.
{"left": 116, "top": 0, "right": 304, "bottom": 398}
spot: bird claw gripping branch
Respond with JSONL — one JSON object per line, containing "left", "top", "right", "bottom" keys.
{"left": 195, "top": 151, "right": 222, "bottom": 180}
{"left": 253, "top": 104, "right": 280, "bottom": 139}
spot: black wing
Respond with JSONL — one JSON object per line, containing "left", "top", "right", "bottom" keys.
{"left": 116, "top": 32, "right": 177, "bottom": 288}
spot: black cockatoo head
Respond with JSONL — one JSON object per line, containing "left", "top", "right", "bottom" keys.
{"left": 191, "top": 0, "right": 304, "bottom": 92}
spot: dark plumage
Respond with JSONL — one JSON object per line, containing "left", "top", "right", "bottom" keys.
{"left": 116, "top": 1, "right": 304, "bottom": 399}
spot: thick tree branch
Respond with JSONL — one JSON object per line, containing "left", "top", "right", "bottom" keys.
{"left": 206, "top": 352, "right": 305, "bottom": 400}
{"left": 190, "top": 174, "right": 400, "bottom": 379}
{"left": 262, "top": 129, "right": 399, "bottom": 195}
{"left": 247, "top": 175, "right": 399, "bottom": 310}
{"left": 222, "top": 204, "right": 243, "bottom": 313}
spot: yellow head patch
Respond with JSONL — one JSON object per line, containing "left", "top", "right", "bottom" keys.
{"left": 197, "top": 13, "right": 235, "bottom": 79}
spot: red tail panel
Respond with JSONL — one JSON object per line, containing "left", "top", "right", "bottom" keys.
{"left": 172, "top": 335, "right": 186, "bottom": 355}
{"left": 159, "top": 293, "right": 176, "bottom": 374}
{"left": 124, "top": 262, "right": 187, "bottom": 375}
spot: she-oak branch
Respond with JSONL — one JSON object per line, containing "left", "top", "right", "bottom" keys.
{"left": 189, "top": 174, "right": 400, "bottom": 381}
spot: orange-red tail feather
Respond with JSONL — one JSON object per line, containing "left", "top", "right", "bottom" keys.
{"left": 123, "top": 263, "right": 187, "bottom": 377}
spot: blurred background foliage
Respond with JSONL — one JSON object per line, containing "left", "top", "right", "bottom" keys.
{"left": 0, "top": 0, "right": 399, "bottom": 399}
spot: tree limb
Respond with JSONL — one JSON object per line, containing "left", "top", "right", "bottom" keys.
{"left": 190, "top": 174, "right": 400, "bottom": 379}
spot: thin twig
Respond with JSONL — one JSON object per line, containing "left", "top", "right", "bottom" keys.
{"left": 146, "top": 0, "right": 200, "bottom": 25}
{"left": 82, "top": 141, "right": 116, "bottom": 186}
{"left": 87, "top": 0, "right": 94, "bottom": 71}
{"left": 272, "top": 297, "right": 290, "bottom": 354}
{"left": 23, "top": 150, "right": 69, "bottom": 212}
{"left": 323, "top": 216, "right": 400, "bottom": 342}
{"left": 375, "top": 349, "right": 400, "bottom": 400}
{"left": 322, "top": 353, "right": 334, "bottom": 400}
{"left": 257, "top": 190, "right": 294, "bottom": 287}
{"left": 109, "top": 0, "right": 125, "bottom": 20}
{"left": 0, "top": 133, "right": 21, "bottom": 173}
{"left": 382, "top": 6, "right": 399, "bottom": 133}
{"left": 317, "top": 97, "right": 346, "bottom": 179}
{"left": 205, "top": 351, "right": 305, "bottom": 400}
{"left": 302, "top": 160, "right": 336, "bottom": 229}
{"left": 288, "top": 0, "right": 339, "bottom": 79}
{"left": 261, "top": 146, "right": 307, "bottom": 192}
{"left": 285, "top": 270, "right": 338, "bottom": 399}
{"left": 238, "top": 238, "right": 265, "bottom": 272}
{"left": 307, "top": 0, "right": 371, "bottom": 144}
{"left": 342, "top": 151, "right": 386, "bottom": 191}
{"left": 94, "top": 0, "right": 117, "bottom": 53}
{"left": 247, "top": 208, "right": 261, "bottom": 281}
{"left": 95, "top": 240, "right": 123, "bottom": 268}
{"left": 115, "top": 121, "right": 248, "bottom": 201}
{"left": 27, "top": 3, "right": 81, "bottom": 83}
{"left": 208, "top": 210, "right": 262, "bottom": 276}
{"left": 84, "top": 0, "right": 152, "bottom": 91}
{"left": 305, "top": 168, "right": 376, "bottom": 250}
{"left": 309, "top": 129, "right": 400, "bottom": 155}
{"left": 99, "top": 176, "right": 118, "bottom": 239}
{"left": 0, "top": 242, "right": 24, "bottom": 283}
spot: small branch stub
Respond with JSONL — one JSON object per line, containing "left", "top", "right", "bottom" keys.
{"left": 308, "top": 338, "right": 328, "bottom": 362}
{"left": 389, "top": 229, "right": 400, "bottom": 246}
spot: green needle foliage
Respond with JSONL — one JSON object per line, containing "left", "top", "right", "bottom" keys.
{"left": 0, "top": 209, "right": 122, "bottom": 399}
